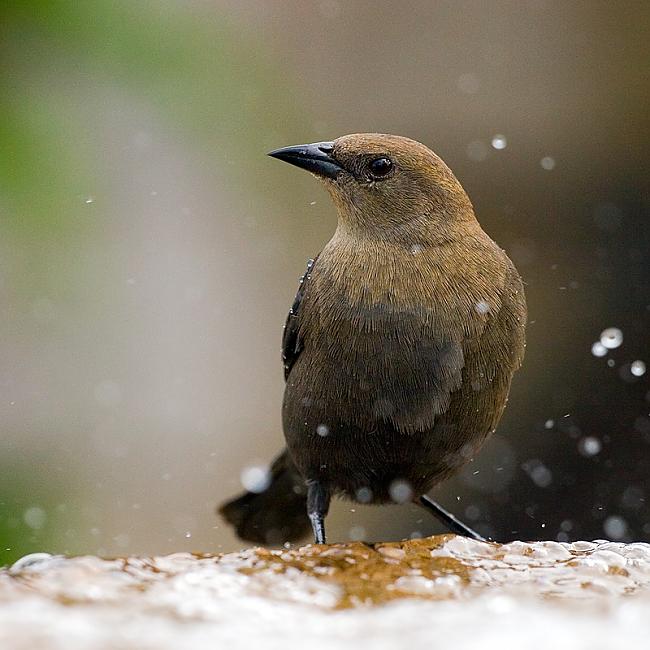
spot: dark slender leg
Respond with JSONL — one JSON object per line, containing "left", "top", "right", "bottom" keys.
{"left": 418, "top": 494, "right": 487, "bottom": 542}
{"left": 307, "top": 480, "right": 330, "bottom": 544}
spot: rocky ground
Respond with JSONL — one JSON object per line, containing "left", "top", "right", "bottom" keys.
{"left": 1, "top": 535, "right": 650, "bottom": 649}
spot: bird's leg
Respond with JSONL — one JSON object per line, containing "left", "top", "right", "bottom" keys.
{"left": 306, "top": 480, "right": 330, "bottom": 544}
{"left": 417, "top": 494, "right": 487, "bottom": 542}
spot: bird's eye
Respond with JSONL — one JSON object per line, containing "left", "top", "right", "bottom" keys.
{"left": 369, "top": 157, "right": 393, "bottom": 178}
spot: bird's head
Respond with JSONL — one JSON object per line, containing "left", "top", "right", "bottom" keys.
{"left": 269, "top": 133, "right": 477, "bottom": 243}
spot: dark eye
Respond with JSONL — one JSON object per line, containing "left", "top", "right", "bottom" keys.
{"left": 369, "top": 157, "right": 393, "bottom": 178}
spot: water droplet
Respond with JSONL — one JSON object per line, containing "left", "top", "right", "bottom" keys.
{"left": 631, "top": 360, "right": 646, "bottom": 377}
{"left": 240, "top": 464, "right": 271, "bottom": 493}
{"left": 475, "top": 300, "right": 490, "bottom": 315}
{"left": 603, "top": 515, "right": 627, "bottom": 540}
{"left": 540, "top": 156, "right": 556, "bottom": 170}
{"left": 491, "top": 135, "right": 507, "bottom": 150}
{"left": 591, "top": 342, "right": 608, "bottom": 357}
{"left": 465, "top": 504, "right": 480, "bottom": 520}
{"left": 23, "top": 507, "right": 47, "bottom": 530}
{"left": 355, "top": 487, "right": 373, "bottom": 503}
{"left": 621, "top": 486, "right": 644, "bottom": 510}
{"left": 466, "top": 140, "right": 488, "bottom": 162}
{"left": 523, "top": 459, "right": 552, "bottom": 488}
{"left": 389, "top": 479, "right": 413, "bottom": 504}
{"left": 349, "top": 525, "right": 366, "bottom": 541}
{"left": 578, "top": 436, "right": 601, "bottom": 457}
{"left": 316, "top": 424, "right": 330, "bottom": 437}
{"left": 544, "top": 419, "right": 555, "bottom": 429}
{"left": 600, "top": 327, "right": 623, "bottom": 349}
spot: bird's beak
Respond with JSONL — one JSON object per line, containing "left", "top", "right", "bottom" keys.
{"left": 268, "top": 141, "right": 343, "bottom": 180}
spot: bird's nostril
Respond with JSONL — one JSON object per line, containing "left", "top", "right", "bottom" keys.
{"left": 318, "top": 142, "right": 334, "bottom": 154}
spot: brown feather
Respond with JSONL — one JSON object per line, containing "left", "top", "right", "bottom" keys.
{"left": 282, "top": 134, "right": 526, "bottom": 502}
{"left": 219, "top": 133, "right": 526, "bottom": 542}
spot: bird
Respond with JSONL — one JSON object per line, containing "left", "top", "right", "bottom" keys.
{"left": 219, "top": 133, "right": 526, "bottom": 545}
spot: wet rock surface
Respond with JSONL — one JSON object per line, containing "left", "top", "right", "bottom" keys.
{"left": 1, "top": 535, "right": 650, "bottom": 649}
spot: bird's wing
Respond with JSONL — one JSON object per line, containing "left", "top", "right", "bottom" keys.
{"left": 282, "top": 257, "right": 316, "bottom": 380}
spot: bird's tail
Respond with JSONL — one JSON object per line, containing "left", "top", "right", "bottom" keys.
{"left": 218, "top": 449, "right": 310, "bottom": 545}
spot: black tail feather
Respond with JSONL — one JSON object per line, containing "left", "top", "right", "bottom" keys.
{"left": 218, "top": 450, "right": 310, "bottom": 545}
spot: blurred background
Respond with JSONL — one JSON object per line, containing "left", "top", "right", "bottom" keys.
{"left": 1, "top": 0, "right": 648, "bottom": 564}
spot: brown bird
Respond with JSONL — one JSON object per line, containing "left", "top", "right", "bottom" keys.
{"left": 220, "top": 134, "right": 526, "bottom": 545}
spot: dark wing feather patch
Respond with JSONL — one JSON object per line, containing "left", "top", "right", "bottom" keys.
{"left": 282, "top": 258, "right": 315, "bottom": 380}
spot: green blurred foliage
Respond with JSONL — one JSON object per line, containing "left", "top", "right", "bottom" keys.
{"left": 1, "top": 0, "right": 308, "bottom": 235}
{"left": 0, "top": 0, "right": 311, "bottom": 563}
{"left": 0, "top": 457, "right": 85, "bottom": 565}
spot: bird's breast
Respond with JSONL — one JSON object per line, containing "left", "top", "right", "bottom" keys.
{"left": 289, "top": 253, "right": 496, "bottom": 434}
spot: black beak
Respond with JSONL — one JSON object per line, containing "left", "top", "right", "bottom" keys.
{"left": 268, "top": 141, "right": 343, "bottom": 180}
